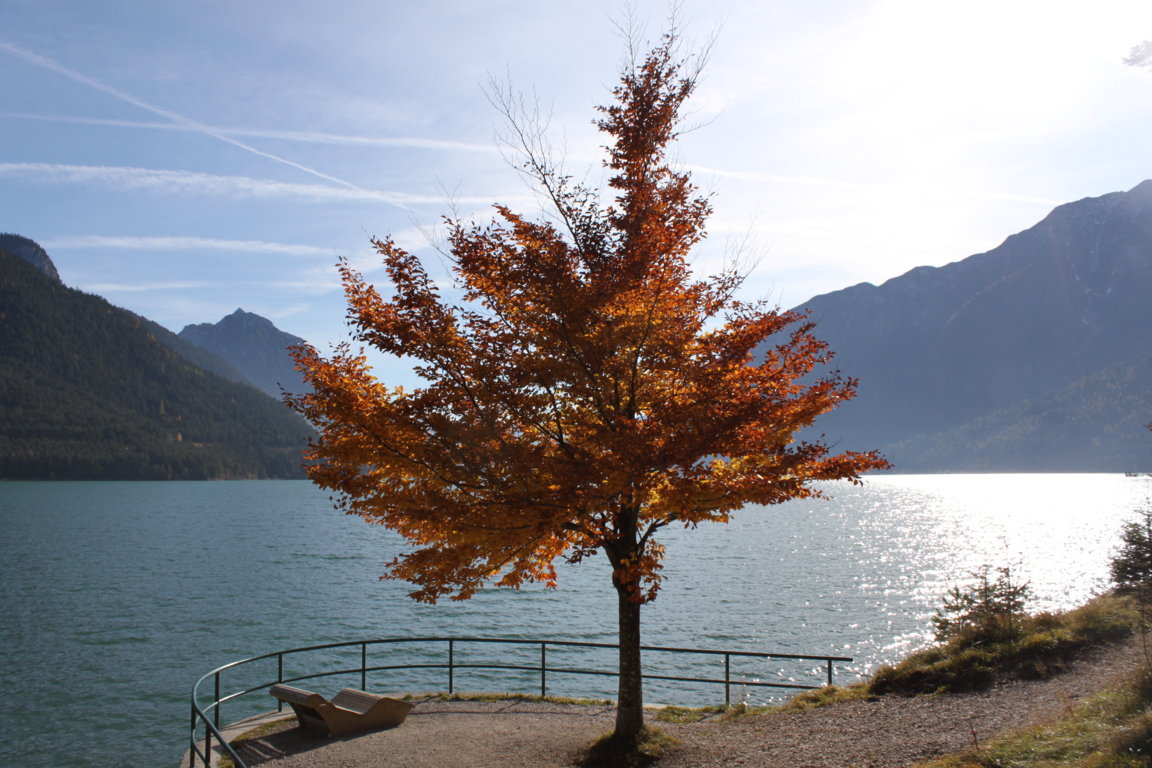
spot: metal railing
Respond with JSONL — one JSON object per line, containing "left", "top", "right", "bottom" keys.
{"left": 189, "top": 636, "right": 852, "bottom": 768}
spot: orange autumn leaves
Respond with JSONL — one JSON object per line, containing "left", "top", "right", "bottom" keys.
{"left": 287, "top": 36, "right": 887, "bottom": 606}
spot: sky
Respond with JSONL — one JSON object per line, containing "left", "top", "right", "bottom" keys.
{"left": 3, "top": 0, "right": 1152, "bottom": 379}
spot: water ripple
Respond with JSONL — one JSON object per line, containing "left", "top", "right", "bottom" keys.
{"left": 0, "top": 475, "right": 1148, "bottom": 768}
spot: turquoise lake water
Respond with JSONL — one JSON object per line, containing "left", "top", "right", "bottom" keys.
{"left": 0, "top": 475, "right": 1148, "bottom": 768}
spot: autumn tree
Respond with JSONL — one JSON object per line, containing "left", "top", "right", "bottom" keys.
{"left": 288, "top": 34, "right": 887, "bottom": 749}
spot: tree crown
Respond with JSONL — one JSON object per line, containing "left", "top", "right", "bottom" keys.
{"left": 289, "top": 35, "right": 887, "bottom": 604}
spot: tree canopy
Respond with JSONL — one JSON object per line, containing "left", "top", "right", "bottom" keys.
{"left": 289, "top": 33, "right": 887, "bottom": 747}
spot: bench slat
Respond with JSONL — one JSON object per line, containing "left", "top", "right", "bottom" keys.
{"left": 269, "top": 683, "right": 324, "bottom": 708}
{"left": 330, "top": 688, "right": 383, "bottom": 715}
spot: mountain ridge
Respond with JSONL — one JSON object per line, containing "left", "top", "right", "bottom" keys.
{"left": 4, "top": 179, "right": 1149, "bottom": 477}
{"left": 792, "top": 180, "right": 1152, "bottom": 471}
{"left": 179, "top": 308, "right": 309, "bottom": 399}
{"left": 0, "top": 246, "right": 312, "bottom": 479}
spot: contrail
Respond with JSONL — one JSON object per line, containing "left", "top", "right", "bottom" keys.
{"left": 40, "top": 235, "right": 337, "bottom": 257}
{"left": 0, "top": 162, "right": 505, "bottom": 206}
{"left": 0, "top": 41, "right": 403, "bottom": 205}
{"left": 0, "top": 111, "right": 499, "bottom": 153}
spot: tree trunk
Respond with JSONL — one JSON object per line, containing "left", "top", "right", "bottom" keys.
{"left": 613, "top": 575, "right": 644, "bottom": 744}
{"left": 605, "top": 503, "right": 645, "bottom": 746}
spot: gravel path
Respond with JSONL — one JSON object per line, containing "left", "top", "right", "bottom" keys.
{"left": 229, "top": 637, "right": 1145, "bottom": 768}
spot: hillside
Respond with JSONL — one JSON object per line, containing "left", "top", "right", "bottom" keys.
{"left": 793, "top": 181, "right": 1152, "bottom": 472}
{"left": 0, "top": 247, "right": 313, "bottom": 479}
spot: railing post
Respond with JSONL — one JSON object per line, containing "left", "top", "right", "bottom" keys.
{"left": 724, "top": 653, "right": 731, "bottom": 706}
{"left": 448, "top": 639, "right": 455, "bottom": 694}
{"left": 361, "top": 642, "right": 368, "bottom": 690}
{"left": 214, "top": 672, "right": 222, "bottom": 730}
{"left": 540, "top": 642, "right": 547, "bottom": 699}
{"left": 826, "top": 659, "right": 833, "bottom": 687}
{"left": 203, "top": 689, "right": 214, "bottom": 768}
{"left": 190, "top": 700, "right": 198, "bottom": 767}
{"left": 276, "top": 653, "right": 285, "bottom": 712}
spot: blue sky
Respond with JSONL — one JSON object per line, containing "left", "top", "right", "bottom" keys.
{"left": 3, "top": 0, "right": 1151, "bottom": 377}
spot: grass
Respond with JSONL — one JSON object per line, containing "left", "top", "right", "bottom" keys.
{"left": 779, "top": 681, "right": 877, "bottom": 711}
{"left": 652, "top": 702, "right": 776, "bottom": 722}
{"left": 798, "top": 590, "right": 1149, "bottom": 768}
{"left": 653, "top": 704, "right": 727, "bottom": 723}
{"left": 867, "top": 593, "right": 1137, "bottom": 697}
{"left": 577, "top": 726, "right": 681, "bottom": 768}
{"left": 912, "top": 669, "right": 1152, "bottom": 768}
{"left": 579, "top": 592, "right": 1145, "bottom": 766}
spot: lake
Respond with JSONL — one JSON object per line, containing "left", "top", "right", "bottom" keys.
{"left": 0, "top": 474, "right": 1148, "bottom": 768}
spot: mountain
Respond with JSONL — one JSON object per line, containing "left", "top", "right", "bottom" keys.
{"left": 0, "top": 233, "right": 62, "bottom": 283}
{"left": 179, "top": 309, "right": 309, "bottom": 399}
{"left": 0, "top": 232, "right": 261, "bottom": 390}
{"left": 886, "top": 351, "right": 1152, "bottom": 471}
{"left": 793, "top": 180, "right": 1152, "bottom": 472}
{"left": 0, "top": 244, "right": 313, "bottom": 479}
{"left": 143, "top": 317, "right": 256, "bottom": 388}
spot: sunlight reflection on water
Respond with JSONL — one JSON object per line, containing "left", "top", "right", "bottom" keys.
{"left": 640, "top": 473, "right": 1152, "bottom": 683}
{"left": 0, "top": 474, "right": 1149, "bottom": 767}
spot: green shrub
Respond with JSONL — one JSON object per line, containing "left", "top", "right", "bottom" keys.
{"left": 932, "top": 565, "right": 1032, "bottom": 644}
{"left": 1111, "top": 507, "right": 1152, "bottom": 599}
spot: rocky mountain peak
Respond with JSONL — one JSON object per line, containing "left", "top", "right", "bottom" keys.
{"left": 217, "top": 308, "right": 279, "bottom": 332}
{"left": 179, "top": 310, "right": 308, "bottom": 399}
{"left": 0, "top": 234, "right": 62, "bottom": 283}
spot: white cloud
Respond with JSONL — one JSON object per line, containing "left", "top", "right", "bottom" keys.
{"left": 40, "top": 234, "right": 337, "bottom": 257}
{"left": 0, "top": 162, "right": 497, "bottom": 205}
{"left": 85, "top": 280, "right": 210, "bottom": 293}
{"left": 0, "top": 112, "right": 500, "bottom": 153}
{"left": 260, "top": 302, "right": 314, "bottom": 321}
{"left": 269, "top": 268, "right": 344, "bottom": 294}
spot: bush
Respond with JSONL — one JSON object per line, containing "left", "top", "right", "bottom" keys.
{"left": 1110, "top": 505, "right": 1152, "bottom": 668}
{"left": 1111, "top": 506, "right": 1152, "bottom": 600}
{"left": 932, "top": 565, "right": 1032, "bottom": 644}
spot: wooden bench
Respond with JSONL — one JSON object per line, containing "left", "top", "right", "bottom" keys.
{"left": 269, "top": 683, "right": 414, "bottom": 737}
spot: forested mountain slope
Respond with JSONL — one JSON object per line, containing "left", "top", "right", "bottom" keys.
{"left": 0, "top": 247, "right": 313, "bottom": 479}
{"left": 792, "top": 181, "right": 1152, "bottom": 472}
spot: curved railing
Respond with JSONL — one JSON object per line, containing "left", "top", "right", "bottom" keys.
{"left": 189, "top": 636, "right": 852, "bottom": 768}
